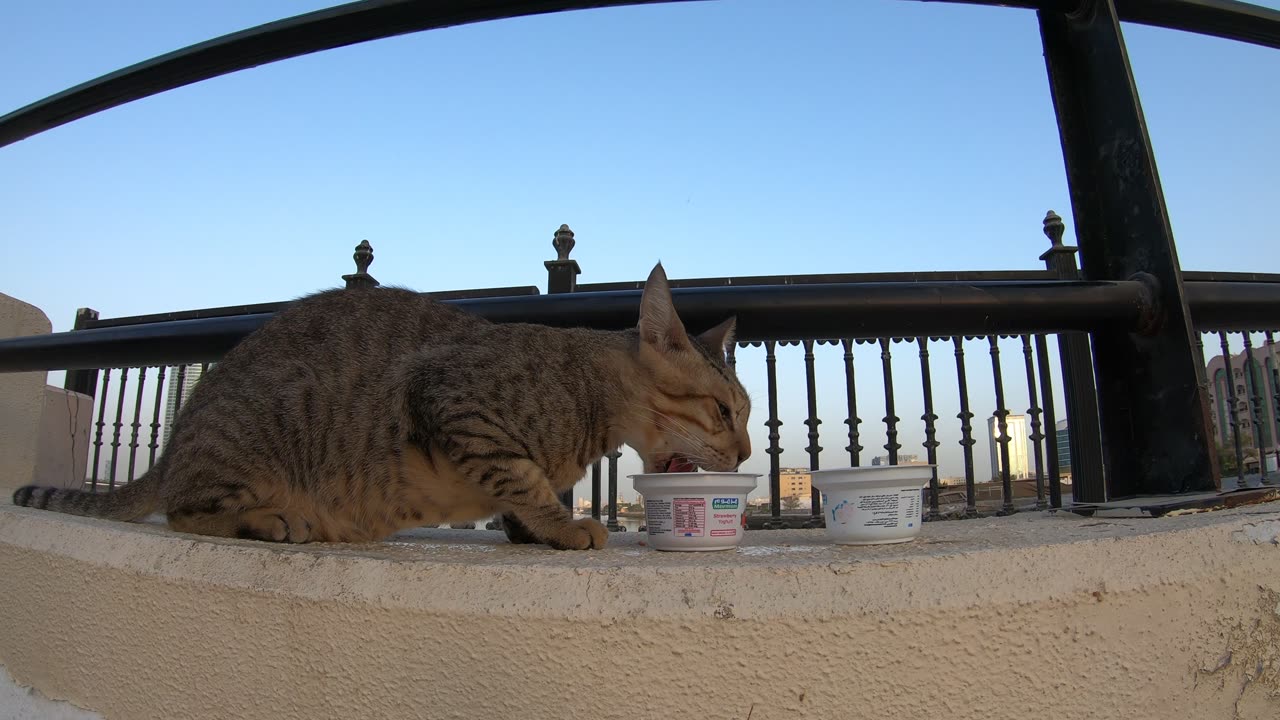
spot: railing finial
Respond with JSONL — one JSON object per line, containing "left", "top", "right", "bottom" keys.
{"left": 343, "top": 239, "right": 378, "bottom": 289}
{"left": 1043, "top": 210, "right": 1066, "bottom": 247}
{"left": 353, "top": 239, "right": 374, "bottom": 273}
{"left": 553, "top": 224, "right": 575, "bottom": 261}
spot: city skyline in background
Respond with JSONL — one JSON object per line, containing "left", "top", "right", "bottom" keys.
{"left": 3, "top": 0, "right": 1277, "bottom": 501}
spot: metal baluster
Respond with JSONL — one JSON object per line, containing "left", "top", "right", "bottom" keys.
{"left": 918, "top": 337, "right": 941, "bottom": 520}
{"left": 1022, "top": 336, "right": 1048, "bottom": 510}
{"left": 726, "top": 342, "right": 737, "bottom": 371}
{"left": 172, "top": 364, "right": 188, "bottom": 416}
{"left": 90, "top": 370, "right": 112, "bottom": 492}
{"left": 108, "top": 368, "right": 130, "bottom": 491}
{"left": 954, "top": 337, "right": 977, "bottom": 517}
{"left": 1243, "top": 333, "right": 1266, "bottom": 488}
{"left": 1219, "top": 331, "right": 1245, "bottom": 490}
{"left": 590, "top": 460, "right": 601, "bottom": 521}
{"left": 841, "top": 339, "right": 863, "bottom": 467}
{"left": 989, "top": 337, "right": 1014, "bottom": 515}
{"left": 880, "top": 338, "right": 900, "bottom": 464}
{"left": 764, "top": 340, "right": 783, "bottom": 528}
{"left": 1036, "top": 336, "right": 1063, "bottom": 508}
{"left": 148, "top": 365, "right": 167, "bottom": 467}
{"left": 1267, "top": 332, "right": 1279, "bottom": 479}
{"left": 126, "top": 367, "right": 148, "bottom": 483}
{"left": 606, "top": 449, "right": 622, "bottom": 531}
{"left": 803, "top": 340, "right": 823, "bottom": 526}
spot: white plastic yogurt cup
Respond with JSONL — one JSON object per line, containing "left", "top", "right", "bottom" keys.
{"left": 631, "top": 472, "right": 759, "bottom": 551}
{"left": 811, "top": 466, "right": 931, "bottom": 545}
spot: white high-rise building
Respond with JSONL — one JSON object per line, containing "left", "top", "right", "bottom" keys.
{"left": 161, "top": 363, "right": 205, "bottom": 449}
{"left": 988, "top": 414, "right": 1031, "bottom": 481}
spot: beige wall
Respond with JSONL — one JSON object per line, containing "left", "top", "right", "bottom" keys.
{"left": 35, "top": 387, "right": 95, "bottom": 490}
{"left": 0, "top": 293, "right": 53, "bottom": 494}
{"left": 0, "top": 504, "right": 1277, "bottom": 720}
{"left": 1, "top": 292, "right": 1268, "bottom": 717}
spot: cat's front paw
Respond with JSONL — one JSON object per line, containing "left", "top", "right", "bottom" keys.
{"left": 546, "top": 517, "right": 610, "bottom": 550}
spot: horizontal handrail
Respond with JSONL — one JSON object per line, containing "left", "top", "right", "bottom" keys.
{"left": 0, "top": 279, "right": 1154, "bottom": 371}
{"left": 83, "top": 284, "right": 541, "bottom": 329}
{"left": 1182, "top": 280, "right": 1280, "bottom": 330}
{"left": 2, "top": 0, "right": 1278, "bottom": 150}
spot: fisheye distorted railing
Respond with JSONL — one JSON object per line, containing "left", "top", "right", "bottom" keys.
{"left": 2, "top": 0, "right": 1280, "bottom": 529}
{"left": 2, "top": 218, "right": 1278, "bottom": 529}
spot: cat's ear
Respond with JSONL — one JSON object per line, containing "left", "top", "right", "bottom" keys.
{"left": 697, "top": 316, "right": 737, "bottom": 357}
{"left": 638, "top": 262, "right": 689, "bottom": 351}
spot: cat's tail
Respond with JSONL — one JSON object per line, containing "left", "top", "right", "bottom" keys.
{"left": 11, "top": 466, "right": 163, "bottom": 521}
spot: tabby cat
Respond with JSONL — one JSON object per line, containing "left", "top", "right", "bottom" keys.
{"left": 12, "top": 263, "right": 751, "bottom": 550}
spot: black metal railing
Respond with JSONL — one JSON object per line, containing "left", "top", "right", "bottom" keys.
{"left": 2, "top": 0, "right": 1280, "bottom": 529}
{"left": 3, "top": 218, "right": 1278, "bottom": 529}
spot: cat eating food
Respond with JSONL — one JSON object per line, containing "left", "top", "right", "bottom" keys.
{"left": 13, "top": 262, "right": 751, "bottom": 550}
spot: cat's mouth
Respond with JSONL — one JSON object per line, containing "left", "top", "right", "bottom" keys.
{"left": 653, "top": 455, "right": 698, "bottom": 473}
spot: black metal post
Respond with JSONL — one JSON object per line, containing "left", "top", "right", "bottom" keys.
{"left": 172, "top": 365, "right": 188, "bottom": 417}
{"left": 108, "top": 368, "right": 129, "bottom": 490}
{"left": 342, "top": 240, "right": 379, "bottom": 289}
{"left": 764, "top": 340, "right": 784, "bottom": 528}
{"left": 148, "top": 365, "right": 167, "bottom": 467}
{"left": 880, "top": 338, "right": 900, "bottom": 464}
{"left": 90, "top": 370, "right": 111, "bottom": 492}
{"left": 1038, "top": 0, "right": 1217, "bottom": 497}
{"left": 606, "top": 450, "right": 622, "bottom": 531}
{"left": 989, "top": 337, "right": 1015, "bottom": 515}
{"left": 1219, "top": 332, "right": 1245, "bottom": 491}
{"left": 953, "top": 337, "right": 978, "bottom": 517}
{"left": 841, "top": 339, "right": 863, "bottom": 467}
{"left": 918, "top": 337, "right": 941, "bottom": 519}
{"left": 1243, "top": 333, "right": 1266, "bottom": 487}
{"left": 802, "top": 340, "right": 823, "bottom": 527}
{"left": 1035, "top": 335, "right": 1064, "bottom": 508}
{"left": 1267, "top": 332, "right": 1280, "bottom": 479}
{"left": 1022, "top": 336, "right": 1048, "bottom": 510}
{"left": 545, "top": 223, "right": 580, "bottom": 510}
{"left": 590, "top": 460, "right": 601, "bottom": 520}
{"left": 63, "top": 308, "right": 100, "bottom": 398}
{"left": 1039, "top": 211, "right": 1107, "bottom": 504}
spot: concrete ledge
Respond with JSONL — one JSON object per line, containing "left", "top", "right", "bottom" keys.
{"left": 1, "top": 503, "right": 1278, "bottom": 719}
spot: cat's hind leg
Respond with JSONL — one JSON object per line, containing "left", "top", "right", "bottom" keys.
{"left": 164, "top": 472, "right": 319, "bottom": 543}
{"left": 168, "top": 504, "right": 317, "bottom": 543}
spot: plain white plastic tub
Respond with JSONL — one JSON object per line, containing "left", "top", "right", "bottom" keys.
{"left": 811, "top": 465, "right": 931, "bottom": 545}
{"left": 631, "top": 472, "right": 760, "bottom": 551}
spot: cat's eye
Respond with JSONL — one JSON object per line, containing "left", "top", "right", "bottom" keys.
{"left": 717, "top": 401, "right": 732, "bottom": 424}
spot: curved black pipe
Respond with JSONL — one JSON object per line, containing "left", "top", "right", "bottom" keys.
{"left": 2, "top": 0, "right": 1278, "bottom": 149}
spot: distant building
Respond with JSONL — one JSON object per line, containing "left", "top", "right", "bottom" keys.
{"left": 1055, "top": 420, "right": 1072, "bottom": 480}
{"left": 1205, "top": 345, "right": 1279, "bottom": 453}
{"left": 988, "top": 414, "right": 1031, "bottom": 481}
{"left": 779, "top": 467, "right": 812, "bottom": 508}
{"left": 161, "top": 363, "right": 204, "bottom": 449}
{"left": 870, "top": 454, "right": 921, "bottom": 466}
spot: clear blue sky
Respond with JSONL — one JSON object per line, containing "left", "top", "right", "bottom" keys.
{"left": 2, "top": 0, "right": 1277, "bottom": 501}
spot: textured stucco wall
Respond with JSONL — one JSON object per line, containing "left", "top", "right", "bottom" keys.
{"left": 0, "top": 293, "right": 53, "bottom": 494}
{"left": 0, "top": 503, "right": 1277, "bottom": 720}
{"left": 34, "top": 387, "right": 94, "bottom": 490}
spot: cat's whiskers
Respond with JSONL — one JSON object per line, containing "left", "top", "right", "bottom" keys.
{"left": 629, "top": 404, "right": 715, "bottom": 456}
